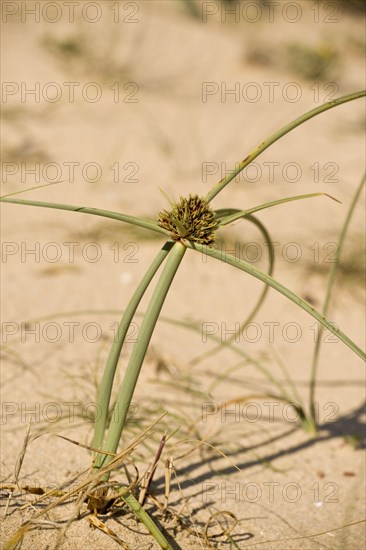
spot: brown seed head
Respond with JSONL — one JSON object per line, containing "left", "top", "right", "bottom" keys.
{"left": 157, "top": 194, "right": 218, "bottom": 245}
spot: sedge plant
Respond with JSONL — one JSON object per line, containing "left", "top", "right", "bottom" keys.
{"left": 2, "top": 90, "right": 365, "bottom": 549}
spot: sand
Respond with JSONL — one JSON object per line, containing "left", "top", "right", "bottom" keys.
{"left": 1, "top": 1, "right": 365, "bottom": 549}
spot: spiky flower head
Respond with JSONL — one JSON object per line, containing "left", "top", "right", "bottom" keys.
{"left": 157, "top": 194, "right": 218, "bottom": 245}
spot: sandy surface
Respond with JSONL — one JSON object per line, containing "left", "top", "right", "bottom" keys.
{"left": 1, "top": 1, "right": 365, "bottom": 549}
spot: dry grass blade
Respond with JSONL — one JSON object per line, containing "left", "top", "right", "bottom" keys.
{"left": 242, "top": 519, "right": 366, "bottom": 547}
{"left": 19, "top": 412, "right": 165, "bottom": 510}
{"left": 87, "top": 515, "right": 131, "bottom": 548}
{"left": 1, "top": 483, "right": 67, "bottom": 497}
{"left": 163, "top": 458, "right": 174, "bottom": 514}
{"left": 14, "top": 422, "right": 33, "bottom": 486}
{"left": 169, "top": 439, "right": 243, "bottom": 473}
{"left": 55, "top": 434, "right": 117, "bottom": 456}
{"left": 4, "top": 414, "right": 167, "bottom": 549}
{"left": 139, "top": 432, "right": 167, "bottom": 505}
{"left": 204, "top": 511, "right": 238, "bottom": 548}
{"left": 3, "top": 423, "right": 38, "bottom": 520}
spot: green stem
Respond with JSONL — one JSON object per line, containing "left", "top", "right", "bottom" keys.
{"left": 95, "top": 241, "right": 187, "bottom": 468}
{"left": 121, "top": 492, "right": 173, "bottom": 550}
{"left": 309, "top": 172, "right": 366, "bottom": 428}
{"left": 206, "top": 90, "right": 366, "bottom": 202}
{"left": 92, "top": 242, "right": 174, "bottom": 451}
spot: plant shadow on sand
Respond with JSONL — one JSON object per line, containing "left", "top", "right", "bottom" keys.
{"left": 149, "top": 399, "right": 365, "bottom": 494}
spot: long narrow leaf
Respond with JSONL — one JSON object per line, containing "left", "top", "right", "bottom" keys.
{"left": 309, "top": 172, "right": 366, "bottom": 418}
{"left": 206, "top": 90, "right": 366, "bottom": 202}
{"left": 189, "top": 213, "right": 275, "bottom": 367}
{"left": 188, "top": 243, "right": 365, "bottom": 361}
{"left": 218, "top": 193, "right": 338, "bottom": 227}
{"left": 0, "top": 197, "right": 169, "bottom": 237}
